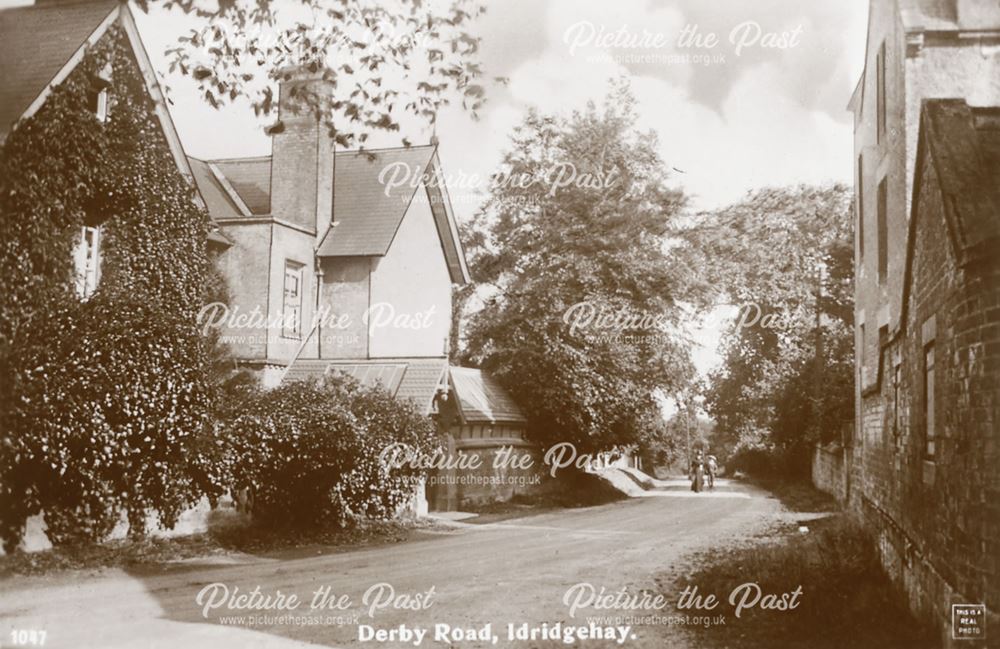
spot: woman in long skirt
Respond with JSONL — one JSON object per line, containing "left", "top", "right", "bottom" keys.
{"left": 690, "top": 451, "right": 705, "bottom": 493}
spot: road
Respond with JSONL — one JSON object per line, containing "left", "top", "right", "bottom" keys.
{"left": 0, "top": 479, "right": 787, "bottom": 649}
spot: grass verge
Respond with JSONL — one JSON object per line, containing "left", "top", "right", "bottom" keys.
{"left": 743, "top": 475, "right": 839, "bottom": 512}
{"left": 676, "top": 513, "right": 938, "bottom": 649}
{"left": 0, "top": 514, "right": 442, "bottom": 579}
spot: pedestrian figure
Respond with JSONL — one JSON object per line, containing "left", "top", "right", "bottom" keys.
{"left": 690, "top": 450, "right": 705, "bottom": 493}
{"left": 706, "top": 454, "right": 718, "bottom": 490}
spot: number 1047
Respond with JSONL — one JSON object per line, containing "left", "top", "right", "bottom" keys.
{"left": 9, "top": 629, "right": 47, "bottom": 646}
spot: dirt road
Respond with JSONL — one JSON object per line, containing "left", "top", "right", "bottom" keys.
{"left": 0, "top": 479, "right": 787, "bottom": 649}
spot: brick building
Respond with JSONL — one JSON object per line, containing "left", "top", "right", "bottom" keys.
{"left": 847, "top": 0, "right": 1000, "bottom": 642}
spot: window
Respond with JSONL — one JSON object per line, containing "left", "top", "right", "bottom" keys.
{"left": 859, "top": 323, "right": 866, "bottom": 371}
{"left": 892, "top": 363, "right": 901, "bottom": 438}
{"left": 87, "top": 87, "right": 109, "bottom": 123}
{"left": 876, "top": 41, "right": 886, "bottom": 142}
{"left": 282, "top": 261, "right": 304, "bottom": 338}
{"left": 72, "top": 225, "right": 102, "bottom": 299}
{"left": 877, "top": 177, "right": 888, "bottom": 284}
{"left": 923, "top": 343, "right": 935, "bottom": 459}
{"left": 857, "top": 155, "right": 864, "bottom": 261}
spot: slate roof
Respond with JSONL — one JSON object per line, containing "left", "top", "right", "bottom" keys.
{"left": 0, "top": 0, "right": 117, "bottom": 137}
{"left": 450, "top": 367, "right": 527, "bottom": 424}
{"left": 284, "top": 357, "right": 448, "bottom": 415}
{"left": 318, "top": 146, "right": 437, "bottom": 256}
{"left": 214, "top": 157, "right": 272, "bottom": 214}
{"left": 188, "top": 157, "right": 244, "bottom": 220}
{"left": 196, "top": 145, "right": 467, "bottom": 281}
{"left": 914, "top": 100, "right": 1000, "bottom": 255}
{"left": 327, "top": 362, "right": 408, "bottom": 394}
{"left": 196, "top": 146, "right": 437, "bottom": 254}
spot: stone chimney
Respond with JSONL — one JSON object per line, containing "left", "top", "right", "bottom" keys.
{"left": 269, "top": 67, "right": 335, "bottom": 235}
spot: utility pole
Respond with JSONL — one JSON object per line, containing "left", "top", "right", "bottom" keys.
{"left": 681, "top": 393, "right": 691, "bottom": 465}
{"left": 814, "top": 259, "right": 825, "bottom": 439}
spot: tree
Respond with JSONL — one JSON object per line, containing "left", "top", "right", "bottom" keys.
{"left": 149, "top": 0, "right": 497, "bottom": 147}
{"left": 689, "top": 185, "right": 854, "bottom": 476}
{"left": 459, "top": 81, "right": 705, "bottom": 453}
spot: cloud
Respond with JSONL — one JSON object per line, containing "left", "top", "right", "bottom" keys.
{"left": 439, "top": 0, "right": 865, "bottom": 215}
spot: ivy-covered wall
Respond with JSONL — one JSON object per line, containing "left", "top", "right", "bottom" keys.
{"left": 0, "top": 25, "right": 217, "bottom": 549}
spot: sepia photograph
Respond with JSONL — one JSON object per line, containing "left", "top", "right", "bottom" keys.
{"left": 0, "top": 0, "right": 997, "bottom": 647}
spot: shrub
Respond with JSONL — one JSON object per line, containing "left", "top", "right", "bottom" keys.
{"left": 336, "top": 381, "right": 440, "bottom": 521}
{"left": 224, "top": 376, "right": 439, "bottom": 529}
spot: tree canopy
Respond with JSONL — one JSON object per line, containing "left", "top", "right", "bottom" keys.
{"left": 688, "top": 184, "right": 854, "bottom": 474}
{"left": 149, "top": 0, "right": 496, "bottom": 147}
{"left": 458, "top": 82, "right": 705, "bottom": 453}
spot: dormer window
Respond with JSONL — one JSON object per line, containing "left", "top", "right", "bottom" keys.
{"left": 73, "top": 225, "right": 102, "bottom": 299}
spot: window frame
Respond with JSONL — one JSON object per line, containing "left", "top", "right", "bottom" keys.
{"left": 73, "top": 224, "right": 102, "bottom": 300}
{"left": 859, "top": 323, "right": 866, "bottom": 377}
{"left": 95, "top": 88, "right": 109, "bottom": 123}
{"left": 876, "top": 40, "right": 887, "bottom": 144}
{"left": 282, "top": 260, "right": 305, "bottom": 339}
{"left": 923, "top": 343, "right": 935, "bottom": 459}
{"left": 892, "top": 362, "right": 901, "bottom": 438}
{"left": 857, "top": 154, "right": 864, "bottom": 262}
{"left": 877, "top": 176, "right": 888, "bottom": 284}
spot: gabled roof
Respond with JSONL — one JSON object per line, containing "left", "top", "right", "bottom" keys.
{"left": 450, "top": 367, "right": 527, "bottom": 425}
{"left": 911, "top": 99, "right": 1000, "bottom": 261}
{"left": 0, "top": 0, "right": 117, "bottom": 138}
{"left": 897, "top": 99, "right": 1000, "bottom": 334}
{"left": 0, "top": 1, "right": 231, "bottom": 246}
{"left": 284, "top": 357, "right": 449, "bottom": 416}
{"left": 199, "top": 144, "right": 471, "bottom": 283}
{"left": 318, "top": 145, "right": 437, "bottom": 257}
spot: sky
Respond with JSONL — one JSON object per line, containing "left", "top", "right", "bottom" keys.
{"left": 5, "top": 0, "right": 870, "bottom": 377}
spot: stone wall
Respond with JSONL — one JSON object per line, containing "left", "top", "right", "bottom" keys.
{"left": 811, "top": 443, "right": 847, "bottom": 503}
{"left": 427, "top": 430, "right": 548, "bottom": 511}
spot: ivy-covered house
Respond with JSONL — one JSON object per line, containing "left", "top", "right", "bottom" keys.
{"left": 0, "top": 0, "right": 231, "bottom": 265}
{"left": 0, "top": 0, "right": 230, "bottom": 549}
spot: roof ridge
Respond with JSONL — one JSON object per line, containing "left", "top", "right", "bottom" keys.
{"left": 208, "top": 155, "right": 272, "bottom": 163}
{"left": 197, "top": 145, "right": 436, "bottom": 164}
{"left": 323, "top": 356, "right": 448, "bottom": 363}
{"left": 337, "top": 144, "right": 437, "bottom": 154}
